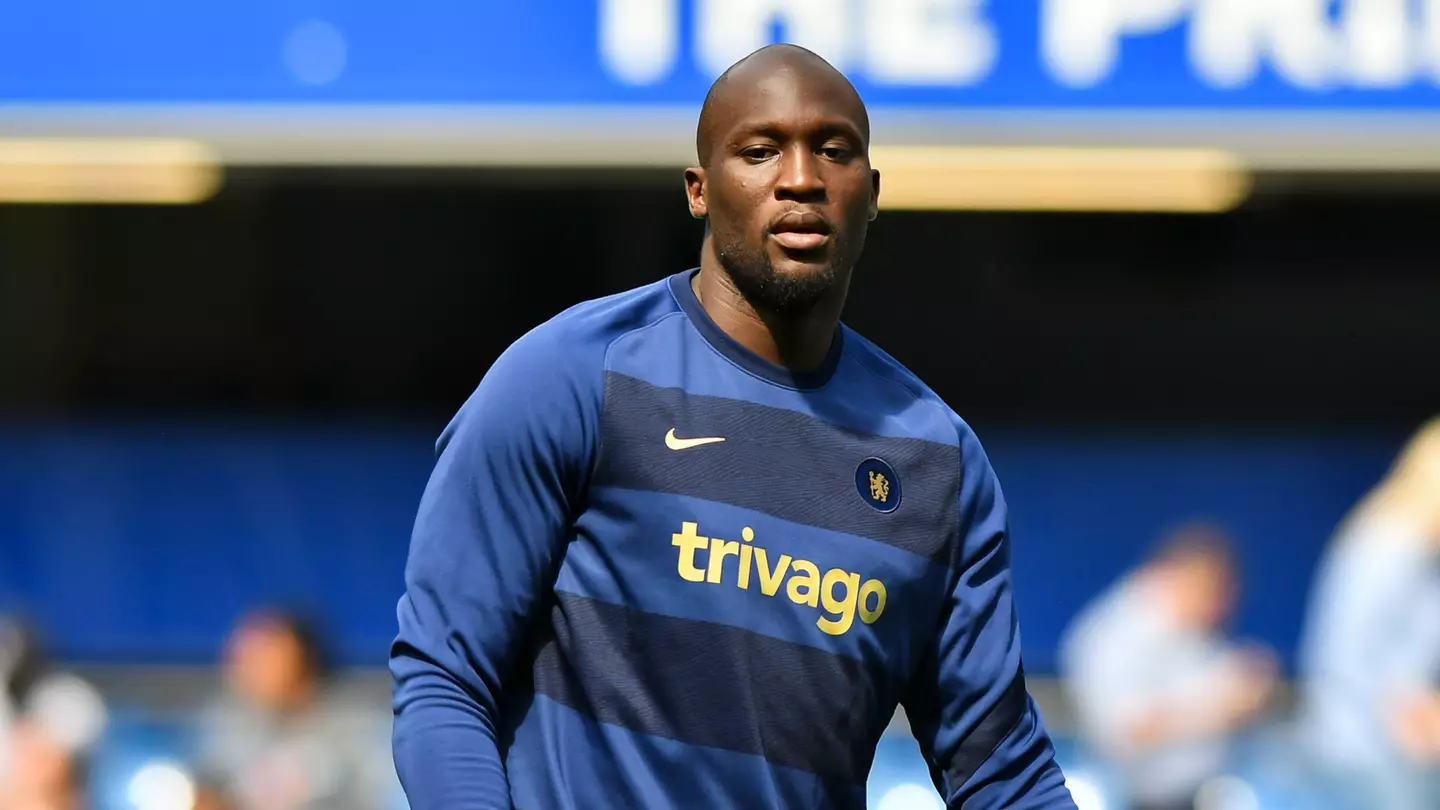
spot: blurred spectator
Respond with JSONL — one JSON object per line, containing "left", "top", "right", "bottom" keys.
{"left": 193, "top": 608, "right": 392, "bottom": 810}
{"left": 1296, "top": 417, "right": 1440, "bottom": 810}
{"left": 0, "top": 616, "right": 106, "bottom": 810}
{"left": 1060, "top": 523, "right": 1276, "bottom": 810}
{"left": 192, "top": 779, "right": 241, "bottom": 810}
{"left": 0, "top": 717, "right": 89, "bottom": 810}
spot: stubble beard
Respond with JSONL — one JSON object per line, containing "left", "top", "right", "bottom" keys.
{"left": 713, "top": 233, "right": 846, "bottom": 317}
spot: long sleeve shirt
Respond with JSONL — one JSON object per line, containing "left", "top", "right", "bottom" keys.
{"left": 390, "top": 269, "right": 1075, "bottom": 810}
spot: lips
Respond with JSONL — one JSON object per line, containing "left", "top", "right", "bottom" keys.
{"left": 769, "top": 211, "right": 832, "bottom": 252}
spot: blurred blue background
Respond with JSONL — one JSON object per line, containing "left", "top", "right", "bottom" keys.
{"left": 0, "top": 424, "right": 1402, "bottom": 672}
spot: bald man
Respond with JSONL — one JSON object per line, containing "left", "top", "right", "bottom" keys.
{"left": 390, "top": 45, "right": 1075, "bottom": 810}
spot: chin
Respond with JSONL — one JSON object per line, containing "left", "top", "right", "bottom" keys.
{"left": 718, "top": 241, "right": 839, "bottom": 313}
{"left": 769, "top": 250, "right": 834, "bottom": 279}
{"left": 756, "top": 262, "right": 838, "bottom": 315}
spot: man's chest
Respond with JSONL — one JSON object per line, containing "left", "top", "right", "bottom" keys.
{"left": 561, "top": 373, "right": 961, "bottom": 655}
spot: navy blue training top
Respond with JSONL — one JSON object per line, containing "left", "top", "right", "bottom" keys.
{"left": 390, "top": 269, "right": 1075, "bottom": 810}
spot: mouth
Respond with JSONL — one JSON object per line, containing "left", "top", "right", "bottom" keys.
{"left": 768, "top": 211, "right": 833, "bottom": 253}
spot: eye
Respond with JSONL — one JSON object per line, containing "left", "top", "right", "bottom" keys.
{"left": 820, "top": 145, "right": 853, "bottom": 161}
{"left": 740, "top": 145, "right": 778, "bottom": 163}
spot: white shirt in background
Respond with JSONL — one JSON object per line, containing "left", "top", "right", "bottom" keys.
{"left": 1061, "top": 577, "right": 1245, "bottom": 806}
{"left": 1298, "top": 515, "right": 1440, "bottom": 807}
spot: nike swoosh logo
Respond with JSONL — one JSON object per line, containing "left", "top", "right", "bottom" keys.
{"left": 665, "top": 428, "right": 726, "bottom": 451}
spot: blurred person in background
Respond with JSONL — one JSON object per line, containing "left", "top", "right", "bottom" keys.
{"left": 1060, "top": 524, "right": 1277, "bottom": 810}
{"left": 0, "top": 616, "right": 106, "bottom": 810}
{"left": 194, "top": 608, "right": 392, "bottom": 810}
{"left": 1296, "top": 417, "right": 1440, "bottom": 810}
{"left": 0, "top": 717, "right": 90, "bottom": 810}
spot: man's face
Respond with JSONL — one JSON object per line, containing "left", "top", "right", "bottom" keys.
{"left": 687, "top": 66, "right": 880, "bottom": 314}
{"left": 1168, "top": 557, "right": 1238, "bottom": 631}
{"left": 224, "top": 619, "right": 311, "bottom": 711}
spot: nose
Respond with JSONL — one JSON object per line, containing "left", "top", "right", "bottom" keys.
{"left": 774, "top": 146, "right": 825, "bottom": 201}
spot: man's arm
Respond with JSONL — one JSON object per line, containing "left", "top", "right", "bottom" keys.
{"left": 902, "top": 427, "right": 1076, "bottom": 810}
{"left": 389, "top": 326, "right": 598, "bottom": 810}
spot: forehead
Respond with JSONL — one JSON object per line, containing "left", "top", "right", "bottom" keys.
{"left": 717, "top": 66, "right": 866, "bottom": 140}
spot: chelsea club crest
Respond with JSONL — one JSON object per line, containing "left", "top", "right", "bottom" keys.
{"left": 855, "top": 457, "right": 900, "bottom": 513}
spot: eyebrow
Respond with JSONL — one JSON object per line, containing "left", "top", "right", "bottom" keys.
{"left": 727, "top": 118, "right": 867, "bottom": 147}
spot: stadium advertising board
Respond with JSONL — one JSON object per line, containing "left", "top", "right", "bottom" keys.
{"left": 5, "top": 1, "right": 1440, "bottom": 167}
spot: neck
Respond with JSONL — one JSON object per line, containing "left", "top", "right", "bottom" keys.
{"left": 694, "top": 243, "right": 847, "bottom": 372}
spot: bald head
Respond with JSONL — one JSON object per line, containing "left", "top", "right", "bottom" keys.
{"left": 682, "top": 44, "right": 879, "bottom": 317}
{"left": 696, "top": 44, "right": 870, "bottom": 167}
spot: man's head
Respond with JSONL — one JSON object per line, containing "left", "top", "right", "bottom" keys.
{"left": 1146, "top": 523, "right": 1239, "bottom": 632}
{"left": 223, "top": 608, "right": 328, "bottom": 713}
{"left": 685, "top": 45, "right": 880, "bottom": 316}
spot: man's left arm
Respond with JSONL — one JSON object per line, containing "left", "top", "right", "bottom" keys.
{"left": 902, "top": 429, "right": 1076, "bottom": 810}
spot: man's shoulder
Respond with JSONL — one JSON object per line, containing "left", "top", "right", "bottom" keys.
{"left": 1061, "top": 579, "right": 1149, "bottom": 668}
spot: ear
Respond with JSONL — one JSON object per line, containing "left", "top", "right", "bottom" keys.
{"left": 684, "top": 167, "right": 708, "bottom": 219}
{"left": 868, "top": 168, "right": 881, "bottom": 221}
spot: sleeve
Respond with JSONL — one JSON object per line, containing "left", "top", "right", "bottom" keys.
{"left": 388, "top": 325, "right": 600, "bottom": 810}
{"left": 901, "top": 428, "right": 1076, "bottom": 810}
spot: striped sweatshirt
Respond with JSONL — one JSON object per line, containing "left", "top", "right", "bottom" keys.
{"left": 390, "top": 269, "right": 1074, "bottom": 810}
